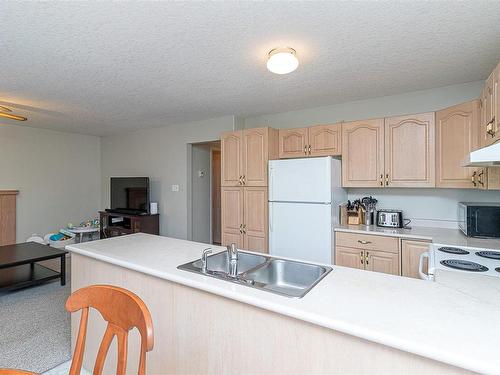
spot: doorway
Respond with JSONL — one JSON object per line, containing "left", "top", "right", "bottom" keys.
{"left": 189, "top": 140, "right": 221, "bottom": 245}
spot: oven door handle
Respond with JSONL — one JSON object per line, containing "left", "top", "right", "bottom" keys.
{"left": 419, "top": 252, "right": 431, "bottom": 280}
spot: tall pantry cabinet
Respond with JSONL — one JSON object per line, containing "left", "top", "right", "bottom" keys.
{"left": 221, "top": 127, "right": 278, "bottom": 253}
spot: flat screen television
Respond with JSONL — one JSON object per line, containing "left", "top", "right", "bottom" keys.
{"left": 109, "top": 177, "right": 150, "bottom": 215}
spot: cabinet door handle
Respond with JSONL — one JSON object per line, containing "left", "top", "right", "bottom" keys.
{"left": 379, "top": 174, "right": 383, "bottom": 186}
{"left": 304, "top": 145, "right": 307, "bottom": 155}
{"left": 242, "top": 224, "right": 246, "bottom": 234}
{"left": 365, "top": 251, "right": 369, "bottom": 265}
{"left": 239, "top": 224, "right": 243, "bottom": 234}
{"left": 360, "top": 251, "right": 364, "bottom": 264}
{"left": 471, "top": 171, "right": 477, "bottom": 187}
{"left": 478, "top": 170, "right": 485, "bottom": 187}
{"left": 385, "top": 174, "right": 389, "bottom": 186}
{"left": 358, "top": 240, "right": 371, "bottom": 244}
{"left": 308, "top": 145, "right": 312, "bottom": 154}
{"left": 238, "top": 176, "right": 242, "bottom": 185}
{"left": 486, "top": 118, "right": 496, "bottom": 137}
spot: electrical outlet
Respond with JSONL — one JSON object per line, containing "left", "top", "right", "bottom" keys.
{"left": 171, "top": 184, "right": 179, "bottom": 192}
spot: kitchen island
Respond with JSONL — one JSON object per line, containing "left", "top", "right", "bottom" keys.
{"left": 67, "top": 233, "right": 500, "bottom": 374}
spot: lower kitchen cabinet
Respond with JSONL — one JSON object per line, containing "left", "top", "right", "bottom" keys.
{"left": 335, "top": 232, "right": 400, "bottom": 276}
{"left": 401, "top": 239, "right": 430, "bottom": 279}
{"left": 365, "top": 250, "right": 400, "bottom": 275}
{"left": 335, "top": 246, "right": 364, "bottom": 270}
{"left": 243, "top": 187, "right": 268, "bottom": 253}
{"left": 221, "top": 186, "right": 268, "bottom": 253}
{"left": 221, "top": 187, "right": 244, "bottom": 249}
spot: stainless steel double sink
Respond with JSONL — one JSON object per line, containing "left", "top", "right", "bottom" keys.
{"left": 177, "top": 250, "right": 332, "bottom": 298}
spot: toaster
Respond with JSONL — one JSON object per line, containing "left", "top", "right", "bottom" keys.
{"left": 376, "top": 209, "right": 404, "bottom": 228}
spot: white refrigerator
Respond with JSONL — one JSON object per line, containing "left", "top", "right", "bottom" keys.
{"left": 268, "top": 157, "right": 346, "bottom": 264}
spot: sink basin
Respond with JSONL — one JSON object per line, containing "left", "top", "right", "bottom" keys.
{"left": 178, "top": 250, "right": 332, "bottom": 298}
{"left": 179, "top": 250, "right": 267, "bottom": 275}
{"left": 241, "top": 259, "right": 331, "bottom": 298}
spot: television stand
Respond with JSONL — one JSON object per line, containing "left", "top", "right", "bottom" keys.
{"left": 99, "top": 211, "right": 159, "bottom": 239}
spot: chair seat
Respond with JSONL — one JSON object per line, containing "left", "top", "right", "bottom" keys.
{"left": 42, "top": 361, "right": 91, "bottom": 375}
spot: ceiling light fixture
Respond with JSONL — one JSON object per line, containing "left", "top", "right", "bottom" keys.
{"left": 267, "top": 47, "right": 299, "bottom": 75}
{"left": 0, "top": 105, "right": 27, "bottom": 121}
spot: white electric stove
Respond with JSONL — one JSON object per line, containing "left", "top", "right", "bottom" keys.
{"left": 419, "top": 243, "right": 500, "bottom": 281}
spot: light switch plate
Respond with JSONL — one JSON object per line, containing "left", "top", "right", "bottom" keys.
{"left": 171, "top": 184, "right": 179, "bottom": 192}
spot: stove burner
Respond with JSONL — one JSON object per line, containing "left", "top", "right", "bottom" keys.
{"left": 440, "top": 259, "right": 488, "bottom": 272}
{"left": 476, "top": 251, "right": 500, "bottom": 260}
{"left": 438, "top": 247, "right": 469, "bottom": 255}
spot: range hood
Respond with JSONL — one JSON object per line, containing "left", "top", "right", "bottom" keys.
{"left": 461, "top": 142, "right": 500, "bottom": 167}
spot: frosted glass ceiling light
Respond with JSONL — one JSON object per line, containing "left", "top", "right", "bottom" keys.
{"left": 267, "top": 47, "right": 299, "bottom": 74}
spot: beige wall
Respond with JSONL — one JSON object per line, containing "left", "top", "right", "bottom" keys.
{"left": 244, "top": 81, "right": 484, "bottom": 129}
{"left": 0, "top": 124, "right": 101, "bottom": 241}
{"left": 100, "top": 116, "right": 237, "bottom": 239}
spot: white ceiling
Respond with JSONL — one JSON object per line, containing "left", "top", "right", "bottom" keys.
{"left": 1, "top": 1, "right": 500, "bottom": 136}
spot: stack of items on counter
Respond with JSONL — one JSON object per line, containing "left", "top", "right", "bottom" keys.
{"left": 343, "top": 196, "right": 378, "bottom": 225}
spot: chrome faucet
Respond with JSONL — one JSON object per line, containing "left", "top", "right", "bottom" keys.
{"left": 227, "top": 243, "right": 238, "bottom": 261}
{"left": 227, "top": 243, "right": 238, "bottom": 277}
{"left": 201, "top": 248, "right": 212, "bottom": 273}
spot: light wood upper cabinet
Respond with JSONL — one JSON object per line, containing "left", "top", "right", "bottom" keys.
{"left": 401, "top": 240, "right": 430, "bottom": 279}
{"left": 222, "top": 127, "right": 278, "bottom": 187}
{"left": 482, "top": 71, "right": 496, "bottom": 146}
{"left": 279, "top": 123, "right": 341, "bottom": 158}
{"left": 308, "top": 124, "right": 342, "bottom": 157}
{"left": 436, "top": 100, "right": 480, "bottom": 189}
{"left": 365, "top": 250, "right": 400, "bottom": 276}
{"left": 492, "top": 62, "right": 500, "bottom": 145}
{"left": 242, "top": 128, "right": 268, "bottom": 187}
{"left": 342, "top": 119, "right": 385, "bottom": 187}
{"left": 221, "top": 187, "right": 244, "bottom": 249}
{"left": 279, "top": 128, "right": 308, "bottom": 158}
{"left": 221, "top": 131, "right": 243, "bottom": 187}
{"left": 488, "top": 168, "right": 500, "bottom": 190}
{"left": 384, "top": 113, "right": 435, "bottom": 188}
{"left": 243, "top": 187, "right": 268, "bottom": 253}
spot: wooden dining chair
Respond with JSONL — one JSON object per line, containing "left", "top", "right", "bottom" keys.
{"left": 0, "top": 285, "right": 153, "bottom": 375}
{"left": 65, "top": 284, "right": 154, "bottom": 375}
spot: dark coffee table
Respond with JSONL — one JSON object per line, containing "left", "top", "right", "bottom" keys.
{"left": 0, "top": 242, "right": 67, "bottom": 291}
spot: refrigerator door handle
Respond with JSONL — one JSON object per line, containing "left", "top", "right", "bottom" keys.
{"left": 269, "top": 166, "right": 274, "bottom": 201}
{"left": 269, "top": 203, "right": 273, "bottom": 232}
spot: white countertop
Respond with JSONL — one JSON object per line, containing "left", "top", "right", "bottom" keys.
{"left": 334, "top": 224, "right": 500, "bottom": 249}
{"left": 67, "top": 233, "right": 500, "bottom": 374}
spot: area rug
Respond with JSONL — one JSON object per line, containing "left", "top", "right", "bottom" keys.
{"left": 0, "top": 278, "right": 71, "bottom": 373}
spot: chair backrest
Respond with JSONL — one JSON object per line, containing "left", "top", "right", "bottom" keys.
{"left": 66, "top": 285, "right": 154, "bottom": 375}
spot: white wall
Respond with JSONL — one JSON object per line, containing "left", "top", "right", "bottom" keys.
{"left": 245, "top": 81, "right": 484, "bottom": 129}
{"left": 191, "top": 143, "right": 212, "bottom": 243}
{"left": 348, "top": 188, "right": 500, "bottom": 228}
{"left": 0, "top": 124, "right": 101, "bottom": 241}
{"left": 100, "top": 116, "right": 237, "bottom": 239}
{"left": 245, "top": 81, "right": 500, "bottom": 227}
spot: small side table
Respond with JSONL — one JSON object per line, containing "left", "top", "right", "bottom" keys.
{"left": 67, "top": 227, "right": 100, "bottom": 243}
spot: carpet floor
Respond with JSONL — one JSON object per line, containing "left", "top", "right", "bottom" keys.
{"left": 0, "top": 271, "right": 71, "bottom": 373}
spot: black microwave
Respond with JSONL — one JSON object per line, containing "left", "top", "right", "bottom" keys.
{"left": 458, "top": 202, "right": 500, "bottom": 238}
